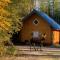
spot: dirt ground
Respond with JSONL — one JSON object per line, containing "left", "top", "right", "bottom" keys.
{"left": 0, "top": 56, "right": 60, "bottom": 60}
{"left": 0, "top": 46, "right": 60, "bottom": 60}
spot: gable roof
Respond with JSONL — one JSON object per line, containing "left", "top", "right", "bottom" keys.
{"left": 23, "top": 9, "right": 60, "bottom": 30}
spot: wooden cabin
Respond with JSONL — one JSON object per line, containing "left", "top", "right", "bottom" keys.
{"left": 19, "top": 9, "right": 60, "bottom": 46}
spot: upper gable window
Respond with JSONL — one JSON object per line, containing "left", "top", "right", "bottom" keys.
{"left": 33, "top": 19, "right": 39, "bottom": 25}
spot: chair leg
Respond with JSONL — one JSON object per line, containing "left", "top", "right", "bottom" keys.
{"left": 33, "top": 43, "right": 36, "bottom": 51}
{"left": 30, "top": 46, "right": 31, "bottom": 51}
{"left": 40, "top": 43, "right": 43, "bottom": 51}
{"left": 30, "top": 42, "right": 31, "bottom": 51}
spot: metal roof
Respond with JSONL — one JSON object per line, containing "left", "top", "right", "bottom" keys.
{"left": 23, "top": 9, "right": 60, "bottom": 30}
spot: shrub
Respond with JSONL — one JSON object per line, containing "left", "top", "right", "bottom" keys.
{"left": 0, "top": 45, "right": 6, "bottom": 56}
{"left": 6, "top": 46, "right": 16, "bottom": 56}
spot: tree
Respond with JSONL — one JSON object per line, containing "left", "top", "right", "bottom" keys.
{"left": 0, "top": 0, "right": 12, "bottom": 55}
{"left": 0, "top": 0, "right": 12, "bottom": 42}
{"left": 54, "top": 0, "right": 60, "bottom": 24}
{"left": 48, "top": 0, "right": 60, "bottom": 24}
{"left": 0, "top": 0, "right": 22, "bottom": 55}
{"left": 40, "top": 2, "right": 48, "bottom": 14}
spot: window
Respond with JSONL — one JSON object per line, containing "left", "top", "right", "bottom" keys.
{"left": 33, "top": 19, "right": 39, "bottom": 25}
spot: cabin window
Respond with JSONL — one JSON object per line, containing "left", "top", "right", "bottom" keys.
{"left": 33, "top": 19, "right": 39, "bottom": 25}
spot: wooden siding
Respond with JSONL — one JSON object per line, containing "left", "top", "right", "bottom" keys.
{"left": 19, "top": 13, "right": 52, "bottom": 45}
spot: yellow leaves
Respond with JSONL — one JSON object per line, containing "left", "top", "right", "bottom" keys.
{"left": 0, "top": 8, "right": 10, "bottom": 17}
{"left": 3, "top": 0, "right": 11, "bottom": 3}
{"left": 3, "top": 20, "right": 11, "bottom": 27}
{"left": 0, "top": 0, "right": 13, "bottom": 56}
{"left": 0, "top": 0, "right": 11, "bottom": 31}
{"left": 0, "top": 17, "right": 12, "bottom": 31}
{"left": 0, "top": 44, "right": 6, "bottom": 56}
{"left": 0, "top": 1, "right": 11, "bottom": 17}
{"left": 1, "top": 0, "right": 11, "bottom": 3}
{"left": 0, "top": 0, "right": 12, "bottom": 9}
{"left": 0, "top": 22, "right": 8, "bottom": 31}
{"left": 0, "top": 1, "right": 7, "bottom": 8}
{"left": 0, "top": 0, "right": 12, "bottom": 31}
{"left": 0, "top": 1, "right": 5, "bottom": 8}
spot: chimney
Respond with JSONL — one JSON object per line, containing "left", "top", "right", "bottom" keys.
{"left": 34, "top": 0, "right": 40, "bottom": 11}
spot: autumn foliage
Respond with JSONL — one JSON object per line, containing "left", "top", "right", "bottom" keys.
{"left": 0, "top": 0, "right": 21, "bottom": 56}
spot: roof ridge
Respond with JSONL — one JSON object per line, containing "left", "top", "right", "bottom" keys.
{"left": 23, "top": 9, "right": 60, "bottom": 30}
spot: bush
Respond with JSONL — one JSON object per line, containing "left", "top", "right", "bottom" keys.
{"left": 0, "top": 45, "right": 6, "bottom": 56}
{"left": 6, "top": 46, "right": 16, "bottom": 56}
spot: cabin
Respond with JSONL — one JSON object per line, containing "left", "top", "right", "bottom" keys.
{"left": 19, "top": 9, "right": 60, "bottom": 46}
